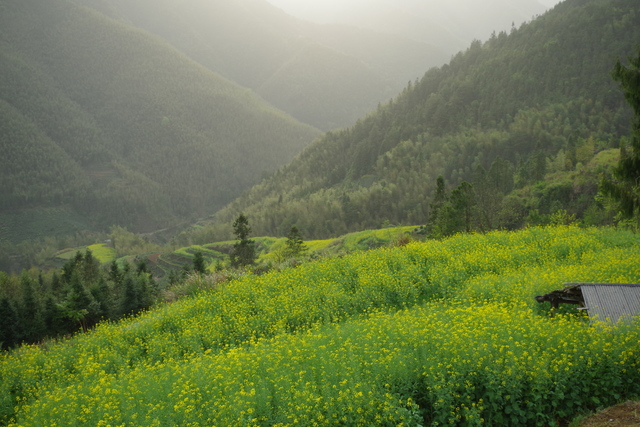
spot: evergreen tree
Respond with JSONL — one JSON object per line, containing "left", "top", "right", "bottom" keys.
{"left": 136, "top": 273, "right": 157, "bottom": 312}
{"left": 136, "top": 259, "right": 150, "bottom": 275}
{"left": 18, "top": 273, "right": 44, "bottom": 343}
{"left": 61, "top": 253, "right": 80, "bottom": 284}
{"left": 50, "top": 272, "right": 62, "bottom": 293}
{"left": 60, "top": 271, "right": 94, "bottom": 332}
{"left": 42, "top": 295, "right": 67, "bottom": 338}
{"left": 426, "top": 175, "right": 448, "bottom": 237}
{"left": 284, "top": 226, "right": 307, "bottom": 260}
{"left": 82, "top": 249, "right": 100, "bottom": 284}
{"left": 0, "top": 297, "right": 19, "bottom": 350}
{"left": 192, "top": 251, "right": 207, "bottom": 275}
{"left": 119, "top": 276, "right": 138, "bottom": 317}
{"left": 439, "top": 181, "right": 477, "bottom": 236}
{"left": 108, "top": 261, "right": 123, "bottom": 286}
{"left": 90, "top": 278, "right": 111, "bottom": 320}
{"left": 230, "top": 214, "right": 256, "bottom": 268}
{"left": 602, "top": 48, "right": 640, "bottom": 226}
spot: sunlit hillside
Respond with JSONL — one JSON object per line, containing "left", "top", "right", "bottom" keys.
{"left": 205, "top": 0, "right": 639, "bottom": 241}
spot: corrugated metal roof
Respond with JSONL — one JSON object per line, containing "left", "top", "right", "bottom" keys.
{"left": 569, "top": 283, "right": 640, "bottom": 324}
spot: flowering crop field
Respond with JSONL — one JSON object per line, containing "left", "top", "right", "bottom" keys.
{"left": 2, "top": 226, "right": 640, "bottom": 426}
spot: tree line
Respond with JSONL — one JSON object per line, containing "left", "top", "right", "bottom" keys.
{"left": 0, "top": 250, "right": 158, "bottom": 350}
{"left": 0, "top": 213, "right": 313, "bottom": 350}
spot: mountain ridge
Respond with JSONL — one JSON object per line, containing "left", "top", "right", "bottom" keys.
{"left": 0, "top": 0, "right": 320, "bottom": 240}
{"left": 192, "top": 0, "right": 639, "bottom": 241}
{"left": 77, "top": 0, "right": 449, "bottom": 130}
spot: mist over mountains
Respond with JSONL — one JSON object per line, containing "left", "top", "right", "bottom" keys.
{"left": 266, "top": 0, "right": 550, "bottom": 54}
{"left": 77, "top": 0, "right": 448, "bottom": 130}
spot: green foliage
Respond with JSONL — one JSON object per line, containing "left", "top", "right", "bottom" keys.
{"left": 0, "top": 247, "right": 159, "bottom": 349}
{"left": 109, "top": 226, "right": 162, "bottom": 259}
{"left": 191, "top": 251, "right": 206, "bottom": 275}
{"left": 1, "top": 227, "right": 639, "bottom": 425}
{"left": 601, "top": 47, "right": 640, "bottom": 225}
{"left": 0, "top": 297, "right": 18, "bottom": 351}
{"left": 283, "top": 226, "right": 307, "bottom": 260}
{"left": 230, "top": 214, "right": 256, "bottom": 268}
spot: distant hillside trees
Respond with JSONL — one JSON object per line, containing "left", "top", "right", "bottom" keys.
{"left": 0, "top": 250, "right": 158, "bottom": 350}
{"left": 0, "top": 0, "right": 320, "bottom": 244}
{"left": 197, "top": 0, "right": 638, "bottom": 241}
{"left": 602, "top": 48, "right": 640, "bottom": 227}
{"left": 427, "top": 179, "right": 478, "bottom": 238}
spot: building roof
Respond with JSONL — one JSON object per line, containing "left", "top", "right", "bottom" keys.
{"left": 535, "top": 283, "right": 640, "bottom": 324}
{"left": 577, "top": 283, "right": 640, "bottom": 324}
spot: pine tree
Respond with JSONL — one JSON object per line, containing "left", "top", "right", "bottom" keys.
{"left": 0, "top": 297, "right": 19, "bottom": 350}
{"left": 90, "top": 278, "right": 111, "bottom": 320}
{"left": 82, "top": 249, "right": 100, "bottom": 284}
{"left": 119, "top": 276, "right": 138, "bottom": 317}
{"left": 438, "top": 181, "right": 477, "bottom": 236}
{"left": 136, "top": 272, "right": 158, "bottom": 312}
{"left": 230, "top": 214, "right": 256, "bottom": 268}
{"left": 18, "top": 273, "right": 44, "bottom": 343}
{"left": 426, "top": 175, "right": 448, "bottom": 237}
{"left": 60, "top": 271, "right": 94, "bottom": 332}
{"left": 108, "top": 261, "right": 123, "bottom": 286}
{"left": 192, "top": 251, "right": 207, "bottom": 275}
{"left": 602, "top": 49, "right": 640, "bottom": 226}
{"left": 284, "top": 226, "right": 307, "bottom": 260}
{"left": 42, "top": 295, "right": 67, "bottom": 338}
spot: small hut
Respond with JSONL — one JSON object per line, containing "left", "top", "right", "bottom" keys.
{"left": 535, "top": 283, "right": 640, "bottom": 324}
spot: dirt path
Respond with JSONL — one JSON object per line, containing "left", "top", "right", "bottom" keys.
{"left": 577, "top": 401, "right": 640, "bottom": 426}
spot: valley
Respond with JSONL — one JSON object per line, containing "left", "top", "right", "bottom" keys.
{"left": 1, "top": 0, "right": 640, "bottom": 425}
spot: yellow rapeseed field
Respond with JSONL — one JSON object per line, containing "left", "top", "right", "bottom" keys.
{"left": 2, "top": 226, "right": 639, "bottom": 426}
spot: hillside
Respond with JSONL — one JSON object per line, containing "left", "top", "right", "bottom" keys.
{"left": 78, "top": 0, "right": 448, "bottom": 131}
{"left": 201, "top": 0, "right": 640, "bottom": 240}
{"left": 2, "top": 226, "right": 640, "bottom": 425}
{"left": 0, "top": 0, "right": 320, "bottom": 242}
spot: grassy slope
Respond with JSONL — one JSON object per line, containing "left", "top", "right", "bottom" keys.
{"left": 2, "top": 226, "right": 640, "bottom": 425}
{"left": 146, "top": 226, "right": 417, "bottom": 279}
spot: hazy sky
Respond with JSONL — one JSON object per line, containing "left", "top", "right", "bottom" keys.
{"left": 266, "top": 0, "right": 565, "bottom": 24}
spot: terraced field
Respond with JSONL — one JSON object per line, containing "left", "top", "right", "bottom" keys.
{"left": 3, "top": 226, "right": 639, "bottom": 426}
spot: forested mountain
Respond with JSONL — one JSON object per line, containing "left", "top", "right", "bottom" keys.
{"left": 0, "top": 0, "right": 320, "bottom": 242}
{"left": 77, "top": 0, "right": 448, "bottom": 130}
{"left": 266, "top": 0, "right": 548, "bottom": 55}
{"left": 194, "top": 0, "right": 640, "bottom": 242}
